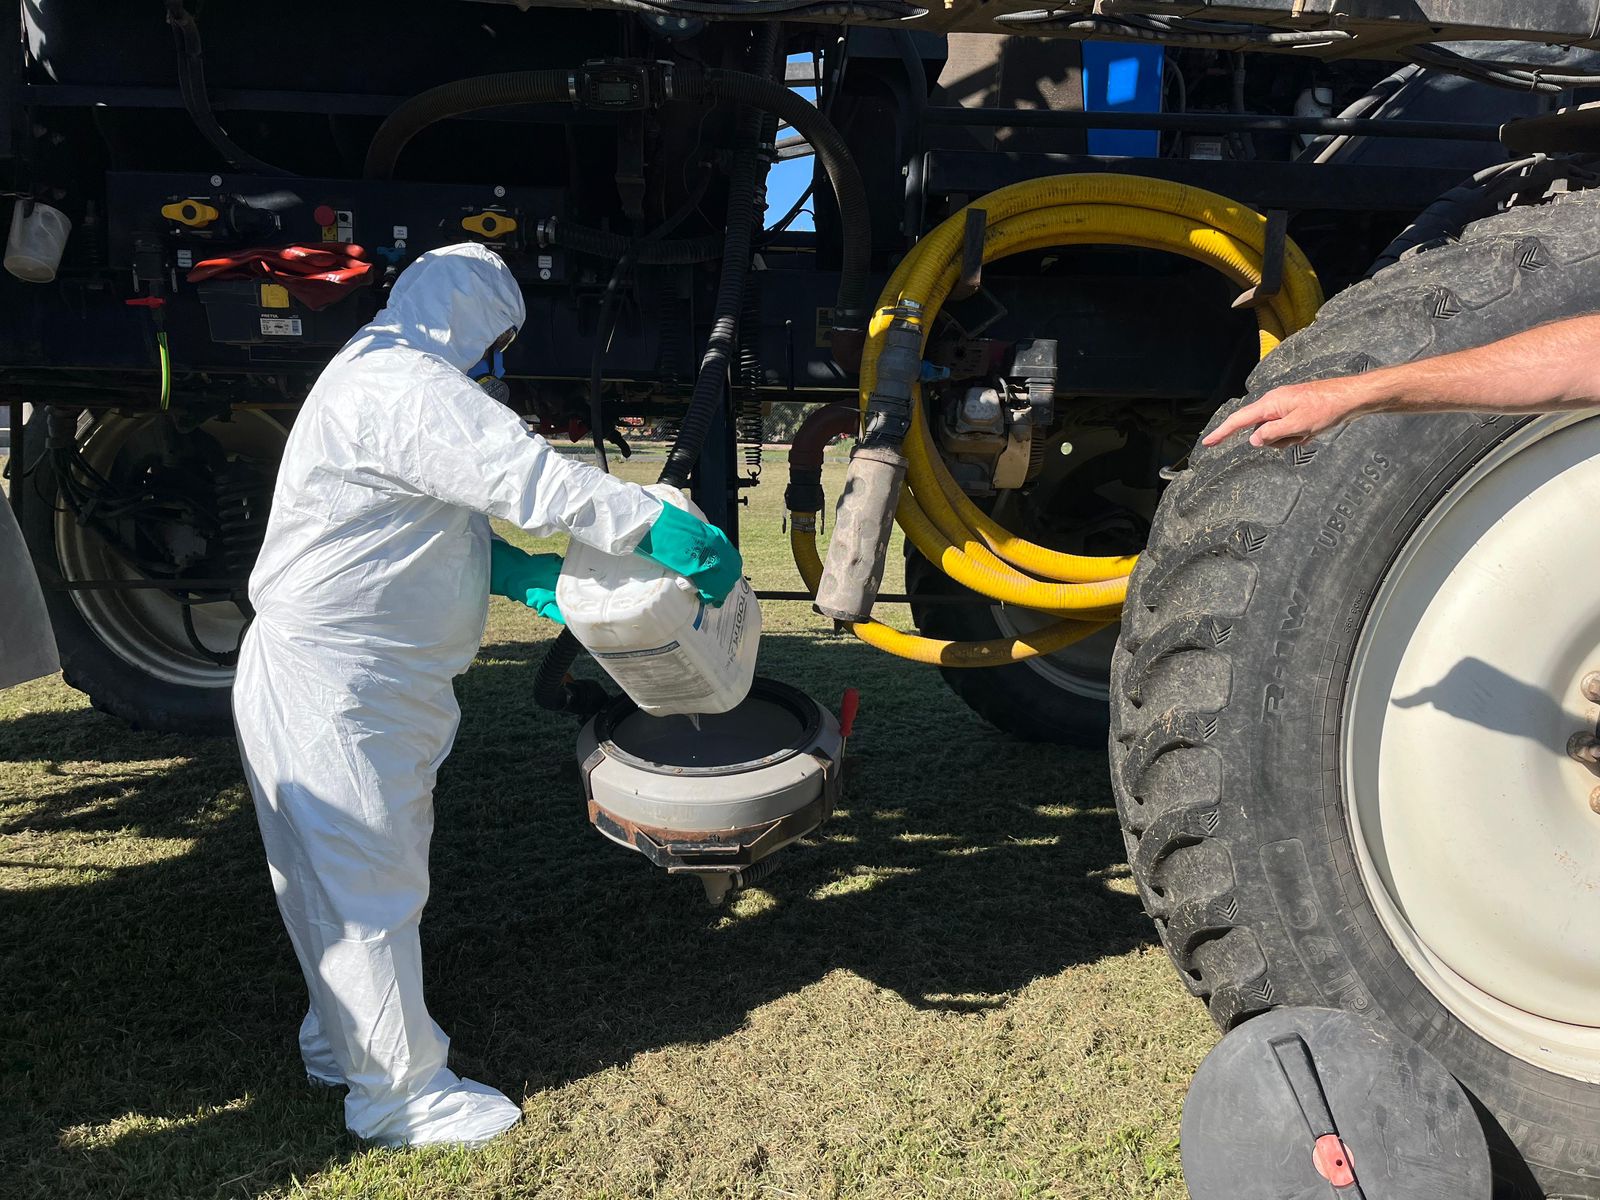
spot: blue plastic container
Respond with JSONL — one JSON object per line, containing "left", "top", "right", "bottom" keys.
{"left": 1081, "top": 42, "right": 1164, "bottom": 158}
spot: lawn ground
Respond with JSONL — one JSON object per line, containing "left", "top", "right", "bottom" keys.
{"left": 0, "top": 449, "right": 1216, "bottom": 1199}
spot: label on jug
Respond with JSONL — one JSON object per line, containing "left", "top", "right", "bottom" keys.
{"left": 593, "top": 641, "right": 713, "bottom": 707}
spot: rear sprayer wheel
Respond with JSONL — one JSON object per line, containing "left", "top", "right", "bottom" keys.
{"left": 1111, "top": 190, "right": 1600, "bottom": 1197}
{"left": 21, "top": 405, "right": 283, "bottom": 735}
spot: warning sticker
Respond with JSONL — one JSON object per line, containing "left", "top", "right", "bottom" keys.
{"left": 322, "top": 210, "right": 354, "bottom": 244}
{"left": 259, "top": 316, "right": 303, "bottom": 337}
{"left": 815, "top": 306, "right": 834, "bottom": 349}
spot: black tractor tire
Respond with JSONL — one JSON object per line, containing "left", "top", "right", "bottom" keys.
{"left": 905, "top": 549, "right": 1112, "bottom": 748}
{"left": 1111, "top": 189, "right": 1600, "bottom": 1198}
{"left": 19, "top": 407, "right": 240, "bottom": 737}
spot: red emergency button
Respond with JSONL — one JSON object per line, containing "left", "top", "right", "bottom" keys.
{"left": 313, "top": 204, "right": 337, "bottom": 228}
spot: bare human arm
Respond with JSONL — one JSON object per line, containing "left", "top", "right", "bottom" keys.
{"left": 1204, "top": 313, "right": 1600, "bottom": 448}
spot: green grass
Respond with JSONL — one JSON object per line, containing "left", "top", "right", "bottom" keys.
{"left": 0, "top": 452, "right": 1216, "bottom": 1199}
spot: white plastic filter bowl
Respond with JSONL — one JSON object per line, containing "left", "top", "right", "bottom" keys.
{"left": 5, "top": 200, "right": 71, "bottom": 283}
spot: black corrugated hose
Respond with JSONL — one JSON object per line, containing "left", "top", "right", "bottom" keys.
{"left": 657, "top": 33, "right": 779, "bottom": 488}
{"left": 363, "top": 69, "right": 572, "bottom": 180}
{"left": 670, "top": 64, "right": 869, "bottom": 333}
{"left": 532, "top": 26, "right": 781, "bottom": 715}
{"left": 166, "top": 1, "right": 294, "bottom": 176}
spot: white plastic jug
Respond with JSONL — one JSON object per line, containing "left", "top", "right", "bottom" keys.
{"left": 557, "top": 484, "right": 760, "bottom": 717}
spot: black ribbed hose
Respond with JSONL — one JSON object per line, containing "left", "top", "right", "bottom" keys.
{"left": 364, "top": 70, "right": 571, "bottom": 179}
{"left": 531, "top": 628, "right": 591, "bottom": 715}
{"left": 657, "top": 44, "right": 778, "bottom": 488}
{"left": 671, "top": 65, "right": 870, "bottom": 332}
{"left": 166, "top": 1, "right": 293, "bottom": 176}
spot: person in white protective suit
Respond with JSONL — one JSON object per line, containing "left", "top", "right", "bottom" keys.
{"left": 233, "top": 243, "right": 740, "bottom": 1147}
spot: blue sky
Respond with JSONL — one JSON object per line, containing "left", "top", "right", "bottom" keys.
{"left": 766, "top": 55, "right": 817, "bottom": 234}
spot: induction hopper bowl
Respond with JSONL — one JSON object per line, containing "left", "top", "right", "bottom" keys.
{"left": 577, "top": 678, "right": 848, "bottom": 903}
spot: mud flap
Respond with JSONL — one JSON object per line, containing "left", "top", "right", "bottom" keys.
{"left": 1, "top": 495, "right": 59, "bottom": 689}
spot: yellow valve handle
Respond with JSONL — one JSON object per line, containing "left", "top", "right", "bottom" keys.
{"left": 161, "top": 199, "right": 220, "bottom": 228}
{"left": 462, "top": 211, "right": 518, "bottom": 239}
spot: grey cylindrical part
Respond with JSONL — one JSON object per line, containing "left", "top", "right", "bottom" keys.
{"left": 813, "top": 444, "right": 908, "bottom": 623}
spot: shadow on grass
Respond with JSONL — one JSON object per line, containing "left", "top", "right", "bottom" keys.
{"left": 1, "top": 630, "right": 1152, "bottom": 1198}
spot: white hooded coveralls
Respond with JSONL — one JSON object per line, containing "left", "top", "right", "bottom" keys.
{"left": 232, "top": 244, "right": 661, "bottom": 1146}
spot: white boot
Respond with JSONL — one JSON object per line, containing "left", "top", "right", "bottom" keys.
{"left": 354, "top": 1067, "right": 523, "bottom": 1148}
{"left": 299, "top": 1008, "right": 345, "bottom": 1088}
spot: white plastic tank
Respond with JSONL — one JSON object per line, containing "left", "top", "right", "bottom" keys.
{"left": 557, "top": 484, "right": 760, "bottom": 717}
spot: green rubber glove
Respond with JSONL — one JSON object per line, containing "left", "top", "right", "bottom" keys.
{"left": 489, "top": 539, "right": 565, "bottom": 625}
{"left": 633, "top": 500, "right": 745, "bottom": 605}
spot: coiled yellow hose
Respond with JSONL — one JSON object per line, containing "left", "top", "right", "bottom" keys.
{"left": 794, "top": 174, "right": 1323, "bottom": 665}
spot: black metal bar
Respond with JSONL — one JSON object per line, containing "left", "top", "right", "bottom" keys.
{"left": 1234, "top": 207, "right": 1288, "bottom": 309}
{"left": 784, "top": 61, "right": 823, "bottom": 88}
{"left": 7, "top": 399, "right": 22, "bottom": 523}
{"left": 15, "top": 84, "right": 610, "bottom": 124}
{"left": 921, "top": 104, "right": 1503, "bottom": 143}
{"left": 923, "top": 151, "right": 1476, "bottom": 214}
{"left": 950, "top": 207, "right": 987, "bottom": 303}
{"left": 775, "top": 134, "right": 814, "bottom": 160}
{"left": 0, "top": 0, "right": 18, "bottom": 161}
{"left": 757, "top": 589, "right": 990, "bottom": 606}
{"left": 689, "top": 380, "right": 738, "bottom": 541}
{"left": 44, "top": 577, "right": 244, "bottom": 592}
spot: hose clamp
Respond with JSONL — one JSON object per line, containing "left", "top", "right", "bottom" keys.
{"left": 863, "top": 316, "right": 924, "bottom": 447}
{"left": 567, "top": 71, "right": 580, "bottom": 104}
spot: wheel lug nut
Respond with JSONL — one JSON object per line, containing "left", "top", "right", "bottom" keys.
{"left": 1568, "top": 732, "right": 1600, "bottom": 769}
{"left": 1583, "top": 673, "right": 1600, "bottom": 704}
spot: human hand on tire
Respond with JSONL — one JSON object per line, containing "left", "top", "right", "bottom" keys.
{"left": 1203, "top": 375, "right": 1374, "bottom": 449}
{"left": 1206, "top": 312, "right": 1600, "bottom": 449}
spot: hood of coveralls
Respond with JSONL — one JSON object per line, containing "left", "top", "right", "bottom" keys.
{"left": 375, "top": 243, "right": 526, "bottom": 373}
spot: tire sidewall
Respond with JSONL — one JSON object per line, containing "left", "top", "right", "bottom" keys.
{"left": 19, "top": 407, "right": 236, "bottom": 735}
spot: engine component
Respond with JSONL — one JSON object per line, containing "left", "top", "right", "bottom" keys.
{"left": 936, "top": 339, "right": 1056, "bottom": 494}
{"left": 577, "top": 678, "right": 846, "bottom": 904}
{"left": 937, "top": 384, "right": 1027, "bottom": 493}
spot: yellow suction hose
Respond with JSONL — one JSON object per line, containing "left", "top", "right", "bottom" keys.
{"left": 792, "top": 174, "right": 1324, "bottom": 665}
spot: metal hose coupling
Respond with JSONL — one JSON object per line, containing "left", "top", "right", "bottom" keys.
{"left": 812, "top": 302, "right": 921, "bottom": 624}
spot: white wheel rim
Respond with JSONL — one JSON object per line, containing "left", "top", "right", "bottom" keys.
{"left": 988, "top": 426, "right": 1135, "bottom": 700}
{"left": 56, "top": 410, "right": 283, "bottom": 689}
{"left": 1345, "top": 412, "right": 1600, "bottom": 1082}
{"left": 991, "top": 603, "right": 1117, "bottom": 699}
